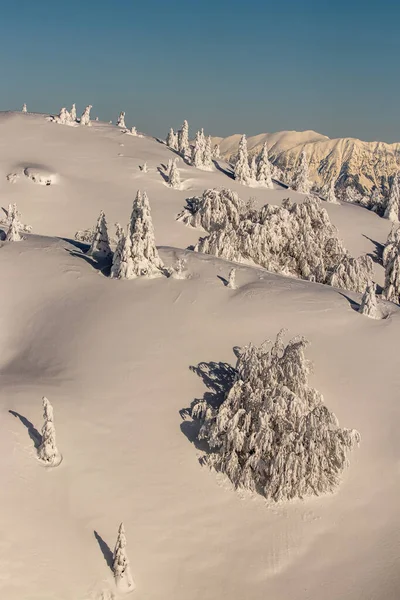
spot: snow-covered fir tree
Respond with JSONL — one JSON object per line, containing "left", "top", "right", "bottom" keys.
{"left": 112, "top": 523, "right": 135, "bottom": 593}
{"left": 227, "top": 268, "right": 236, "bottom": 289}
{"left": 70, "top": 103, "right": 76, "bottom": 122}
{"left": 384, "top": 173, "right": 400, "bottom": 222}
{"left": 128, "top": 190, "right": 165, "bottom": 277}
{"left": 140, "top": 162, "right": 148, "bottom": 173}
{"left": 166, "top": 128, "right": 178, "bottom": 150}
{"left": 192, "top": 329, "right": 360, "bottom": 501}
{"left": 178, "top": 119, "right": 189, "bottom": 156}
{"left": 203, "top": 136, "right": 213, "bottom": 170}
{"left": 383, "top": 225, "right": 400, "bottom": 268}
{"left": 111, "top": 230, "right": 135, "bottom": 280}
{"left": 22, "top": 103, "right": 27, "bottom": 113}
{"left": 213, "top": 144, "right": 221, "bottom": 159}
{"left": 38, "top": 397, "right": 62, "bottom": 467}
{"left": 325, "top": 179, "right": 339, "bottom": 204}
{"left": 114, "top": 222, "right": 124, "bottom": 243}
{"left": 234, "top": 134, "right": 251, "bottom": 185}
{"left": 358, "top": 280, "right": 378, "bottom": 318}
{"left": 256, "top": 142, "right": 273, "bottom": 188}
{"left": 328, "top": 255, "right": 373, "bottom": 293}
{"left": 383, "top": 233, "right": 400, "bottom": 303}
{"left": 6, "top": 210, "right": 22, "bottom": 241}
{"left": 80, "top": 105, "right": 92, "bottom": 126}
{"left": 168, "top": 159, "right": 181, "bottom": 189}
{"left": 249, "top": 155, "right": 257, "bottom": 181}
{"left": 171, "top": 257, "right": 187, "bottom": 279}
{"left": 117, "top": 111, "right": 126, "bottom": 128}
{"left": 130, "top": 126, "right": 137, "bottom": 136}
{"left": 57, "top": 107, "right": 70, "bottom": 125}
{"left": 192, "top": 130, "right": 206, "bottom": 168}
{"left": 177, "top": 187, "right": 245, "bottom": 231}
{"left": 87, "top": 210, "right": 112, "bottom": 260}
{"left": 292, "top": 150, "right": 312, "bottom": 194}
{"left": 369, "top": 187, "right": 386, "bottom": 215}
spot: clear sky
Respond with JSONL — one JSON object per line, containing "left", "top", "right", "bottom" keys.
{"left": 0, "top": 0, "right": 398, "bottom": 142}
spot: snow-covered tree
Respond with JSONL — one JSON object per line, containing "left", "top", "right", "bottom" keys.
{"left": 178, "top": 120, "right": 189, "bottom": 156}
{"left": 213, "top": 144, "right": 221, "bottom": 159}
{"left": 358, "top": 280, "right": 378, "bottom": 318}
{"left": 369, "top": 187, "right": 386, "bottom": 215}
{"left": 57, "top": 107, "right": 70, "bottom": 125}
{"left": 227, "top": 268, "right": 236, "bottom": 289}
{"left": 80, "top": 105, "right": 92, "bottom": 126}
{"left": 168, "top": 159, "right": 181, "bottom": 189}
{"left": 140, "top": 162, "right": 148, "bottom": 173}
{"left": 256, "top": 142, "right": 273, "bottom": 188}
{"left": 22, "top": 103, "right": 27, "bottom": 113}
{"left": 70, "top": 103, "right": 76, "bottom": 122}
{"left": 87, "top": 210, "right": 112, "bottom": 260}
{"left": 111, "top": 231, "right": 134, "bottom": 280}
{"left": 383, "top": 225, "right": 400, "bottom": 267}
{"left": 114, "top": 222, "right": 124, "bottom": 243}
{"left": 166, "top": 128, "right": 178, "bottom": 150}
{"left": 249, "top": 156, "right": 257, "bottom": 181}
{"left": 192, "top": 130, "right": 206, "bottom": 168}
{"left": 192, "top": 330, "right": 360, "bottom": 501}
{"left": 6, "top": 210, "right": 22, "bottom": 241}
{"left": 325, "top": 179, "right": 339, "bottom": 204}
{"left": 171, "top": 257, "right": 187, "bottom": 279}
{"left": 203, "top": 136, "right": 213, "bottom": 170}
{"left": 383, "top": 232, "right": 400, "bottom": 303}
{"left": 177, "top": 187, "right": 245, "bottom": 231}
{"left": 117, "top": 111, "right": 126, "bottom": 128}
{"left": 3, "top": 203, "right": 31, "bottom": 241}
{"left": 384, "top": 173, "right": 400, "bottom": 222}
{"left": 328, "top": 255, "right": 373, "bottom": 293}
{"left": 234, "top": 135, "right": 251, "bottom": 185}
{"left": 130, "top": 126, "right": 137, "bottom": 136}
{"left": 112, "top": 523, "right": 135, "bottom": 593}
{"left": 129, "top": 190, "right": 165, "bottom": 277}
{"left": 38, "top": 397, "right": 62, "bottom": 467}
{"left": 292, "top": 150, "right": 312, "bottom": 194}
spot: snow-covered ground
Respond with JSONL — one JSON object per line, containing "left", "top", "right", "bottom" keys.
{"left": 0, "top": 112, "right": 399, "bottom": 600}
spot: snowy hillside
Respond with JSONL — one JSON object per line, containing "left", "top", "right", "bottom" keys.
{"left": 213, "top": 129, "right": 400, "bottom": 196}
{"left": 0, "top": 111, "right": 399, "bottom": 600}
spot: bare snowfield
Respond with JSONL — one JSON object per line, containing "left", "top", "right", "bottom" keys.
{"left": 0, "top": 112, "right": 399, "bottom": 600}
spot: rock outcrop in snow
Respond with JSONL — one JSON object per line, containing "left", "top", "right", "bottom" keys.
{"left": 192, "top": 329, "right": 360, "bottom": 501}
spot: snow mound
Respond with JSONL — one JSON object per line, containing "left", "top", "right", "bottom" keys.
{"left": 24, "top": 167, "right": 58, "bottom": 186}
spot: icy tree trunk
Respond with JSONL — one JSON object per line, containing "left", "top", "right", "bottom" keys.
{"left": 113, "top": 523, "right": 135, "bottom": 594}
{"left": 38, "top": 397, "right": 62, "bottom": 467}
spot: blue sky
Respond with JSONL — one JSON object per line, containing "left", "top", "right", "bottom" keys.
{"left": 0, "top": 0, "right": 397, "bottom": 142}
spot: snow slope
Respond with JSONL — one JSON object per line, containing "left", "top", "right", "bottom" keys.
{"left": 0, "top": 112, "right": 399, "bottom": 600}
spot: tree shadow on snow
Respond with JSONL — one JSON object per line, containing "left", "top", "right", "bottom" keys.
{"left": 217, "top": 275, "right": 229, "bottom": 287}
{"left": 94, "top": 531, "right": 114, "bottom": 572}
{"left": 65, "top": 249, "right": 112, "bottom": 277}
{"left": 338, "top": 291, "right": 360, "bottom": 313}
{"left": 362, "top": 234, "right": 384, "bottom": 265}
{"left": 180, "top": 360, "right": 236, "bottom": 454}
{"left": 60, "top": 237, "right": 90, "bottom": 253}
{"left": 213, "top": 160, "right": 234, "bottom": 179}
{"left": 9, "top": 410, "right": 42, "bottom": 449}
{"left": 157, "top": 166, "right": 169, "bottom": 183}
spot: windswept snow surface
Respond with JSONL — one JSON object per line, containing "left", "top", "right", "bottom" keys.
{"left": 0, "top": 112, "right": 399, "bottom": 600}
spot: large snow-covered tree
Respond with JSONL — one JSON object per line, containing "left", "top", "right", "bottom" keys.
{"left": 234, "top": 134, "right": 251, "bottom": 185}
{"left": 177, "top": 187, "right": 245, "bottom": 231}
{"left": 192, "top": 130, "right": 205, "bottom": 168}
{"left": 178, "top": 120, "right": 189, "bottom": 156}
{"left": 80, "top": 105, "right": 92, "bottom": 126}
{"left": 203, "top": 136, "right": 213, "bottom": 170}
{"left": 256, "top": 142, "right": 273, "bottom": 188}
{"left": 168, "top": 159, "right": 181, "bottom": 189}
{"left": 22, "top": 103, "right": 27, "bottom": 113}
{"left": 328, "top": 255, "right": 374, "bottom": 293}
{"left": 38, "top": 397, "right": 62, "bottom": 467}
{"left": 325, "top": 179, "right": 339, "bottom": 204}
{"left": 111, "top": 230, "right": 134, "bottom": 280}
{"left": 128, "top": 190, "right": 165, "bottom": 277}
{"left": 358, "top": 280, "right": 378, "bottom": 318}
{"left": 383, "top": 225, "right": 400, "bottom": 268}
{"left": 3, "top": 203, "right": 31, "bottom": 241}
{"left": 192, "top": 329, "right": 360, "bottom": 501}
{"left": 384, "top": 173, "right": 400, "bottom": 222}
{"left": 249, "top": 156, "right": 257, "bottom": 181}
{"left": 87, "top": 210, "right": 112, "bottom": 260}
{"left": 57, "top": 107, "right": 70, "bottom": 125}
{"left": 292, "top": 150, "right": 312, "bottom": 194}
{"left": 117, "top": 111, "right": 126, "bottom": 128}
{"left": 383, "top": 231, "right": 400, "bottom": 303}
{"left": 112, "top": 523, "right": 135, "bottom": 593}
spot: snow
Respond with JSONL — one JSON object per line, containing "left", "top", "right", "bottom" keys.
{"left": 0, "top": 111, "right": 399, "bottom": 600}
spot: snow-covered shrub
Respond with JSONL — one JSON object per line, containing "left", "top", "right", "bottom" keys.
{"left": 166, "top": 128, "right": 178, "bottom": 150}
{"left": 22, "top": 103, "right": 27, "bottom": 113}
{"left": 256, "top": 142, "right": 273, "bottom": 188}
{"left": 170, "top": 257, "right": 187, "bottom": 280}
{"left": 384, "top": 173, "right": 400, "bottom": 222}
{"left": 328, "top": 255, "right": 373, "bottom": 293}
{"left": 80, "top": 105, "right": 92, "bottom": 126}
{"left": 87, "top": 210, "right": 112, "bottom": 260}
{"left": 177, "top": 187, "right": 245, "bottom": 231}
{"left": 38, "top": 397, "right": 62, "bottom": 467}
{"left": 168, "top": 159, "right": 181, "bottom": 189}
{"left": 178, "top": 120, "right": 189, "bottom": 156}
{"left": 192, "top": 329, "right": 360, "bottom": 501}
{"left": 227, "top": 268, "right": 236, "bottom": 289}
{"left": 75, "top": 227, "right": 95, "bottom": 243}
{"left": 234, "top": 134, "right": 251, "bottom": 185}
{"left": 358, "top": 280, "right": 378, "bottom": 318}
{"left": 292, "top": 150, "right": 312, "bottom": 194}
{"left": 130, "top": 126, "right": 137, "bottom": 136}
{"left": 117, "top": 111, "right": 126, "bottom": 128}
{"left": 6, "top": 173, "right": 19, "bottom": 184}
{"left": 113, "top": 523, "right": 135, "bottom": 593}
